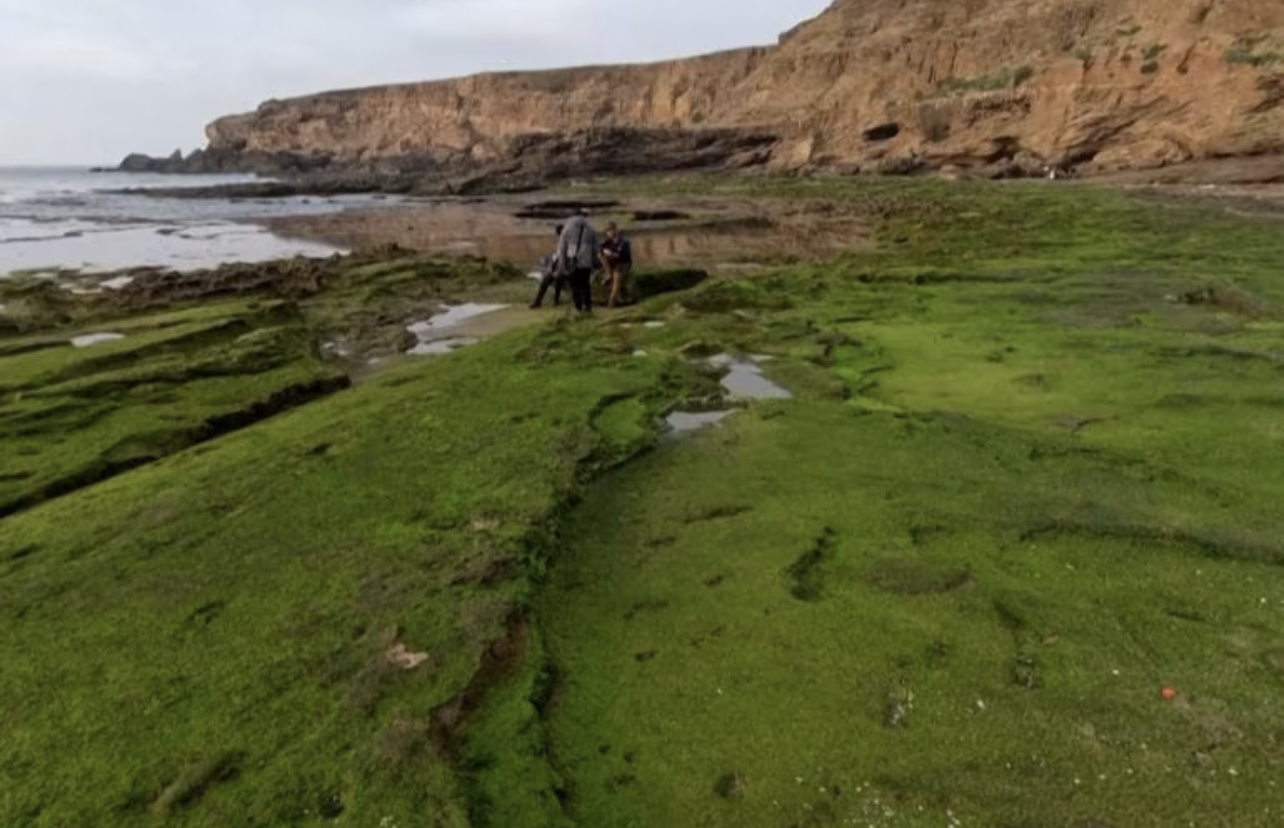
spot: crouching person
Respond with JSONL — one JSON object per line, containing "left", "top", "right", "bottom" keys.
{"left": 530, "top": 224, "right": 566, "bottom": 308}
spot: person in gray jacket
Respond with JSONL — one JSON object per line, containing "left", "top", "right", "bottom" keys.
{"left": 557, "top": 209, "right": 599, "bottom": 314}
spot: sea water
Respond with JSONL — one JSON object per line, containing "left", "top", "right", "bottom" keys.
{"left": 0, "top": 167, "right": 382, "bottom": 275}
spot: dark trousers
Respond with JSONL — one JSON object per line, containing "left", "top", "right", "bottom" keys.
{"left": 532, "top": 271, "right": 564, "bottom": 307}
{"left": 569, "top": 267, "right": 593, "bottom": 312}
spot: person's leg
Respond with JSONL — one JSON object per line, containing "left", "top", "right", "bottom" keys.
{"left": 553, "top": 274, "right": 565, "bottom": 306}
{"left": 531, "top": 272, "right": 555, "bottom": 308}
{"left": 607, "top": 267, "right": 622, "bottom": 308}
{"left": 575, "top": 268, "right": 593, "bottom": 312}
{"left": 568, "top": 269, "right": 582, "bottom": 311}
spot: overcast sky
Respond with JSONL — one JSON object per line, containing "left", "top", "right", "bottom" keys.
{"left": 0, "top": 0, "right": 830, "bottom": 165}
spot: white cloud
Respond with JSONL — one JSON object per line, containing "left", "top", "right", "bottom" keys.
{"left": 0, "top": 31, "right": 154, "bottom": 80}
{"left": 394, "top": 0, "right": 592, "bottom": 41}
{"left": 0, "top": 0, "right": 830, "bottom": 164}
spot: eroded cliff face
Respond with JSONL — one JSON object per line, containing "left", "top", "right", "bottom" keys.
{"left": 194, "top": 0, "right": 1284, "bottom": 178}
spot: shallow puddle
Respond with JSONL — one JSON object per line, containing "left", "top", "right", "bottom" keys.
{"left": 665, "top": 355, "right": 790, "bottom": 437}
{"left": 708, "top": 354, "right": 792, "bottom": 400}
{"left": 406, "top": 303, "right": 508, "bottom": 356}
{"left": 70, "top": 332, "right": 125, "bottom": 348}
{"left": 664, "top": 410, "right": 733, "bottom": 435}
{"left": 407, "top": 303, "right": 508, "bottom": 336}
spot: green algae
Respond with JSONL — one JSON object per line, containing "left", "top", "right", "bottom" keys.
{"left": 471, "top": 180, "right": 1284, "bottom": 827}
{"left": 0, "top": 321, "right": 696, "bottom": 827}
{"left": 1, "top": 178, "right": 1283, "bottom": 827}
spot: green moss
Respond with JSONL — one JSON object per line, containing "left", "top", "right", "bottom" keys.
{"left": 0, "top": 320, "right": 694, "bottom": 827}
{"left": 4, "top": 179, "right": 1284, "bottom": 827}
{"left": 484, "top": 177, "right": 1284, "bottom": 827}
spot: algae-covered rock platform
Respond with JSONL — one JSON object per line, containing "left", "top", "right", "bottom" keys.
{"left": 2, "top": 179, "right": 1281, "bottom": 827}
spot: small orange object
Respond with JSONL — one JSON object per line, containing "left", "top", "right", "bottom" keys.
{"left": 1160, "top": 687, "right": 1177, "bottom": 700}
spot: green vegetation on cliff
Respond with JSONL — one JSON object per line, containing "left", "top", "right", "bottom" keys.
{"left": 2, "top": 178, "right": 1282, "bottom": 827}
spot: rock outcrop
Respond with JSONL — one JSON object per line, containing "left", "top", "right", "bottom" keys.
{"left": 123, "top": 0, "right": 1284, "bottom": 181}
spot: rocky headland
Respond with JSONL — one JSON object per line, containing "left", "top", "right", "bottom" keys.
{"left": 114, "top": 0, "right": 1283, "bottom": 190}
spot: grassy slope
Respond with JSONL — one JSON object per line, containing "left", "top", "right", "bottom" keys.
{"left": 503, "top": 181, "right": 1283, "bottom": 828}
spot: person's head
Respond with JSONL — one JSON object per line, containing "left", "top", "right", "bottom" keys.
{"left": 554, "top": 224, "right": 564, "bottom": 236}
{"left": 574, "top": 207, "right": 588, "bottom": 219}
{"left": 605, "top": 220, "right": 619, "bottom": 239}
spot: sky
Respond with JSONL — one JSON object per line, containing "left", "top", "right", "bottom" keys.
{"left": 0, "top": 0, "right": 831, "bottom": 165}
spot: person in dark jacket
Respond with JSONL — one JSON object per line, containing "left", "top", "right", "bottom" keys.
{"left": 557, "top": 209, "right": 599, "bottom": 314}
{"left": 599, "top": 221, "right": 633, "bottom": 308}
{"left": 530, "top": 224, "right": 566, "bottom": 309}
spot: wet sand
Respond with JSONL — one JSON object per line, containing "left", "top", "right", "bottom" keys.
{"left": 262, "top": 194, "right": 875, "bottom": 271}
{"left": 262, "top": 173, "right": 1284, "bottom": 280}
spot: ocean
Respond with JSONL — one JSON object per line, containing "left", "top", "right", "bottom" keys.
{"left": 0, "top": 167, "right": 382, "bottom": 276}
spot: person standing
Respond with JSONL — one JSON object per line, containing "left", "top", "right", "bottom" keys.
{"left": 599, "top": 221, "right": 633, "bottom": 308}
{"left": 557, "top": 209, "right": 599, "bottom": 314}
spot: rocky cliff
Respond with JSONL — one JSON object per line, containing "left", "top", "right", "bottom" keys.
{"left": 138, "top": 0, "right": 1284, "bottom": 180}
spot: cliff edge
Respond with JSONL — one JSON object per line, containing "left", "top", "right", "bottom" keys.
{"left": 138, "top": 0, "right": 1284, "bottom": 181}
